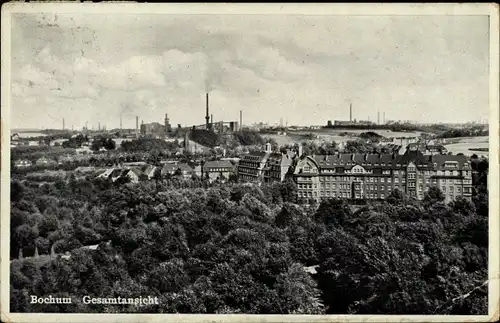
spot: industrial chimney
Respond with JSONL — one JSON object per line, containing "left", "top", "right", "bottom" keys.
{"left": 205, "top": 93, "right": 210, "bottom": 130}
{"left": 349, "top": 103, "right": 352, "bottom": 122}
{"left": 239, "top": 110, "right": 242, "bottom": 130}
{"left": 135, "top": 116, "right": 139, "bottom": 138}
{"left": 62, "top": 118, "right": 65, "bottom": 130}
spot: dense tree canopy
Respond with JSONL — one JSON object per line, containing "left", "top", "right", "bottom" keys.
{"left": 10, "top": 152, "right": 489, "bottom": 314}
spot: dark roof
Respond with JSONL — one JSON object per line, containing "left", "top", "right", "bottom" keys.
{"left": 430, "top": 154, "right": 469, "bottom": 169}
{"left": 204, "top": 160, "right": 233, "bottom": 169}
{"left": 161, "top": 162, "right": 192, "bottom": 174}
{"left": 307, "top": 152, "right": 469, "bottom": 170}
{"left": 241, "top": 152, "right": 270, "bottom": 163}
{"left": 178, "top": 163, "right": 194, "bottom": 172}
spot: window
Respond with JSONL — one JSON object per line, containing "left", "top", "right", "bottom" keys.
{"left": 381, "top": 194, "right": 385, "bottom": 199}
{"left": 395, "top": 178, "right": 399, "bottom": 183}
{"left": 388, "top": 178, "right": 392, "bottom": 183}
{"left": 381, "top": 178, "right": 385, "bottom": 183}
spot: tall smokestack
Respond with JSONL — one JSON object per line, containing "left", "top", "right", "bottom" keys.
{"left": 377, "top": 111, "right": 380, "bottom": 125}
{"left": 211, "top": 114, "right": 213, "bottom": 125}
{"left": 383, "top": 112, "right": 386, "bottom": 124}
{"left": 120, "top": 114, "right": 123, "bottom": 130}
{"left": 240, "top": 110, "right": 242, "bottom": 130}
{"left": 205, "top": 93, "right": 210, "bottom": 129}
{"left": 349, "top": 103, "right": 352, "bottom": 122}
{"left": 136, "top": 116, "right": 139, "bottom": 138}
{"left": 98, "top": 122, "right": 100, "bottom": 131}
{"left": 63, "top": 118, "right": 65, "bottom": 130}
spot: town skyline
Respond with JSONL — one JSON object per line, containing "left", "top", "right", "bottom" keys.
{"left": 10, "top": 13, "right": 490, "bottom": 129}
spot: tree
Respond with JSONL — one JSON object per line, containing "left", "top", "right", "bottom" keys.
{"left": 424, "top": 186, "right": 445, "bottom": 205}
{"left": 11, "top": 180, "right": 24, "bottom": 202}
{"left": 104, "top": 138, "right": 116, "bottom": 150}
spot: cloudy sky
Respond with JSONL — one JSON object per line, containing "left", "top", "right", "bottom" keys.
{"left": 10, "top": 13, "right": 489, "bottom": 129}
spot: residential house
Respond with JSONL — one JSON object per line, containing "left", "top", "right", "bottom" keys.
{"left": 121, "top": 168, "right": 144, "bottom": 183}
{"left": 97, "top": 168, "right": 123, "bottom": 182}
{"left": 142, "top": 165, "right": 158, "bottom": 180}
{"left": 177, "top": 164, "right": 194, "bottom": 179}
{"left": 35, "top": 157, "right": 57, "bottom": 166}
{"left": 14, "top": 159, "right": 32, "bottom": 168}
{"left": 76, "top": 146, "right": 92, "bottom": 155}
{"left": 194, "top": 165, "right": 202, "bottom": 177}
{"left": 161, "top": 162, "right": 193, "bottom": 179}
{"left": 203, "top": 160, "right": 235, "bottom": 183}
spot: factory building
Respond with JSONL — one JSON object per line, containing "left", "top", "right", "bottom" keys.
{"left": 191, "top": 92, "right": 240, "bottom": 133}
{"left": 139, "top": 113, "right": 173, "bottom": 139}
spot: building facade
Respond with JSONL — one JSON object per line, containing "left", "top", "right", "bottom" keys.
{"left": 203, "top": 160, "right": 235, "bottom": 183}
{"left": 140, "top": 122, "right": 166, "bottom": 139}
{"left": 237, "top": 152, "right": 271, "bottom": 183}
{"left": 263, "top": 151, "right": 295, "bottom": 183}
{"left": 293, "top": 148, "right": 472, "bottom": 204}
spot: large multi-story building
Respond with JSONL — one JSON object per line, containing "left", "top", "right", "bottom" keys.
{"left": 293, "top": 146, "right": 472, "bottom": 204}
{"left": 237, "top": 143, "right": 273, "bottom": 183}
{"left": 203, "top": 160, "right": 236, "bottom": 183}
{"left": 237, "top": 151, "right": 271, "bottom": 183}
{"left": 263, "top": 150, "right": 296, "bottom": 183}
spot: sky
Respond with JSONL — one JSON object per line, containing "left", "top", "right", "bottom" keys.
{"left": 10, "top": 12, "right": 490, "bottom": 129}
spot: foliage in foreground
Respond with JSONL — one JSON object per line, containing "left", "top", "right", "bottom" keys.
{"left": 10, "top": 159, "right": 488, "bottom": 314}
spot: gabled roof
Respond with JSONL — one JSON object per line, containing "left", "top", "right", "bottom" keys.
{"left": 430, "top": 154, "right": 469, "bottom": 169}
{"left": 98, "top": 168, "right": 116, "bottom": 178}
{"left": 204, "top": 160, "right": 233, "bottom": 169}
{"left": 124, "top": 168, "right": 143, "bottom": 178}
{"left": 161, "top": 162, "right": 192, "bottom": 174}
{"left": 178, "top": 163, "right": 193, "bottom": 172}
{"left": 241, "top": 151, "right": 270, "bottom": 163}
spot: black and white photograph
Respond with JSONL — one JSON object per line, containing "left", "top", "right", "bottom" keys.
{"left": 1, "top": 3, "right": 499, "bottom": 322}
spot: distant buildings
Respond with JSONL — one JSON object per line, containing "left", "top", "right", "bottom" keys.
{"left": 137, "top": 113, "right": 173, "bottom": 139}
{"left": 161, "top": 163, "right": 193, "bottom": 179}
{"left": 426, "top": 145, "right": 448, "bottom": 155}
{"left": 14, "top": 160, "right": 32, "bottom": 168}
{"left": 333, "top": 120, "right": 375, "bottom": 127}
{"left": 35, "top": 157, "right": 57, "bottom": 166}
{"left": 293, "top": 146, "right": 472, "bottom": 204}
